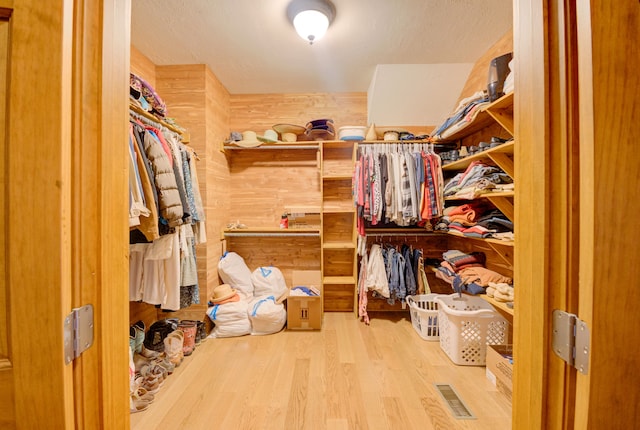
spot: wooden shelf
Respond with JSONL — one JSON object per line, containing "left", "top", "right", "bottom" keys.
{"left": 445, "top": 190, "right": 514, "bottom": 201}
{"left": 222, "top": 143, "right": 319, "bottom": 151}
{"left": 323, "top": 241, "right": 356, "bottom": 249}
{"left": 433, "top": 92, "right": 514, "bottom": 143}
{"left": 322, "top": 174, "right": 353, "bottom": 180}
{"left": 222, "top": 227, "right": 320, "bottom": 238}
{"left": 442, "top": 141, "right": 514, "bottom": 172}
{"left": 323, "top": 276, "right": 356, "bottom": 285}
{"left": 322, "top": 206, "right": 355, "bottom": 213}
{"left": 481, "top": 295, "right": 514, "bottom": 317}
{"left": 446, "top": 231, "right": 514, "bottom": 247}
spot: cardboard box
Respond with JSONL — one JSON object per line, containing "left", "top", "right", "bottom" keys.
{"left": 486, "top": 344, "right": 513, "bottom": 402}
{"left": 287, "top": 270, "right": 323, "bottom": 330}
{"left": 285, "top": 206, "right": 321, "bottom": 229}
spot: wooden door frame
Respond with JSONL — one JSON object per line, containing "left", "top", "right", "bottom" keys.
{"left": 4, "top": 0, "right": 130, "bottom": 428}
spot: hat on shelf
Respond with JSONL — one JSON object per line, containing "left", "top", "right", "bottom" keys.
{"left": 280, "top": 132, "right": 297, "bottom": 143}
{"left": 234, "top": 131, "right": 263, "bottom": 148}
{"left": 225, "top": 131, "right": 242, "bottom": 144}
{"left": 210, "top": 284, "right": 238, "bottom": 303}
{"left": 272, "top": 123, "right": 306, "bottom": 136}
{"left": 257, "top": 129, "right": 279, "bottom": 143}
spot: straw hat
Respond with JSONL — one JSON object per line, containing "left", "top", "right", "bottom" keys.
{"left": 280, "top": 132, "right": 297, "bottom": 143}
{"left": 210, "top": 284, "right": 238, "bottom": 303}
{"left": 257, "top": 129, "right": 279, "bottom": 143}
{"left": 234, "top": 131, "right": 263, "bottom": 148}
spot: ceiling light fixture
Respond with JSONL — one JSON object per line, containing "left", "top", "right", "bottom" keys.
{"left": 287, "top": 0, "right": 336, "bottom": 45}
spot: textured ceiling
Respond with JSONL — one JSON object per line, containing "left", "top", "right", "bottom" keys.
{"left": 131, "top": 0, "right": 513, "bottom": 94}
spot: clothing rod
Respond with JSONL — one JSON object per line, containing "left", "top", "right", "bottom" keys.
{"left": 223, "top": 145, "right": 319, "bottom": 150}
{"left": 129, "top": 103, "right": 185, "bottom": 136}
{"left": 365, "top": 231, "right": 439, "bottom": 237}
{"left": 223, "top": 232, "right": 320, "bottom": 237}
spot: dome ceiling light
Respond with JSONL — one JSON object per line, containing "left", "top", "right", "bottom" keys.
{"left": 287, "top": 0, "right": 336, "bottom": 45}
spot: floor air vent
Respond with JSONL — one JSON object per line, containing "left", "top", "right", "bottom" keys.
{"left": 434, "top": 384, "right": 476, "bottom": 419}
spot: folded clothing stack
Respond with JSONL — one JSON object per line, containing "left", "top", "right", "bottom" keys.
{"left": 486, "top": 282, "right": 514, "bottom": 302}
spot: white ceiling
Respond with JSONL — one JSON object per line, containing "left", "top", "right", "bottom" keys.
{"left": 131, "top": 0, "right": 513, "bottom": 94}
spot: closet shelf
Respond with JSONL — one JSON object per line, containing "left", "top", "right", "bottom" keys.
{"left": 222, "top": 143, "right": 319, "bottom": 151}
{"left": 481, "top": 295, "right": 514, "bottom": 317}
{"left": 322, "top": 241, "right": 356, "bottom": 249}
{"left": 365, "top": 228, "right": 440, "bottom": 237}
{"left": 322, "top": 174, "right": 353, "bottom": 180}
{"left": 222, "top": 227, "right": 320, "bottom": 238}
{"left": 445, "top": 190, "right": 514, "bottom": 201}
{"left": 322, "top": 206, "right": 355, "bottom": 213}
{"left": 432, "top": 92, "right": 514, "bottom": 143}
{"left": 323, "top": 276, "right": 356, "bottom": 285}
{"left": 446, "top": 231, "right": 514, "bottom": 247}
{"left": 442, "top": 141, "right": 514, "bottom": 172}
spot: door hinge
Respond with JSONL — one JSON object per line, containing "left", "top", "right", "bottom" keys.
{"left": 64, "top": 304, "right": 94, "bottom": 365}
{"left": 552, "top": 309, "right": 590, "bottom": 374}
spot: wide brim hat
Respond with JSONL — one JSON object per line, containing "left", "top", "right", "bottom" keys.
{"left": 234, "top": 131, "right": 263, "bottom": 148}
{"left": 257, "top": 129, "right": 279, "bottom": 143}
{"left": 210, "top": 284, "right": 238, "bottom": 303}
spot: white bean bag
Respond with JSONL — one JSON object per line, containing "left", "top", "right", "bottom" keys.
{"left": 251, "top": 266, "right": 288, "bottom": 299}
{"left": 218, "top": 252, "right": 254, "bottom": 299}
{"left": 248, "top": 295, "right": 286, "bottom": 335}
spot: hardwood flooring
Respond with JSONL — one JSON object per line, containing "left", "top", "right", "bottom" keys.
{"left": 130, "top": 312, "right": 511, "bottom": 430}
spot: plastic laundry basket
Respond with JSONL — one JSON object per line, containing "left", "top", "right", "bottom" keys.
{"left": 406, "top": 294, "right": 441, "bottom": 341}
{"left": 435, "top": 293, "right": 509, "bottom": 366}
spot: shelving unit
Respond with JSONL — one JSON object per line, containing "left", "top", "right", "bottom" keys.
{"left": 440, "top": 91, "right": 516, "bottom": 320}
{"left": 320, "top": 141, "right": 357, "bottom": 312}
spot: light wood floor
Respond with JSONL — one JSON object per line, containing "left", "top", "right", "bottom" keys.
{"left": 130, "top": 312, "right": 511, "bottom": 430}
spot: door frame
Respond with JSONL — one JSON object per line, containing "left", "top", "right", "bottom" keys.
{"left": 3, "top": 1, "right": 130, "bottom": 428}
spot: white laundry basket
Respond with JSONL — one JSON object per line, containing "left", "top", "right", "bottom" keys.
{"left": 435, "top": 293, "right": 509, "bottom": 366}
{"left": 406, "top": 294, "right": 441, "bottom": 341}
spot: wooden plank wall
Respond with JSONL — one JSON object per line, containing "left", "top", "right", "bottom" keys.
{"left": 130, "top": 46, "right": 156, "bottom": 88}
{"left": 128, "top": 54, "right": 232, "bottom": 325}
{"left": 229, "top": 92, "right": 368, "bottom": 133}
{"left": 224, "top": 93, "right": 368, "bottom": 291}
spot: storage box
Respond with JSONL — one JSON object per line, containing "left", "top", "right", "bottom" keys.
{"left": 435, "top": 294, "right": 510, "bottom": 366}
{"left": 285, "top": 206, "right": 321, "bottom": 229}
{"left": 486, "top": 344, "right": 513, "bottom": 402}
{"left": 287, "top": 270, "right": 323, "bottom": 330}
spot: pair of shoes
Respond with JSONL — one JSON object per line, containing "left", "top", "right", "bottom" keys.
{"left": 226, "top": 220, "right": 248, "bottom": 230}
{"left": 130, "top": 370, "right": 155, "bottom": 414}
{"left": 164, "top": 329, "right": 184, "bottom": 367}
{"left": 178, "top": 320, "right": 197, "bottom": 356}
{"left": 195, "top": 321, "right": 207, "bottom": 345}
{"left": 144, "top": 319, "right": 177, "bottom": 353}
{"left": 130, "top": 321, "right": 145, "bottom": 354}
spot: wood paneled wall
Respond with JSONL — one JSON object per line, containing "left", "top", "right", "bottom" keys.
{"left": 128, "top": 54, "right": 232, "bottom": 324}
{"left": 229, "top": 92, "right": 367, "bottom": 132}
{"left": 456, "top": 29, "right": 513, "bottom": 105}
{"left": 130, "top": 45, "right": 156, "bottom": 88}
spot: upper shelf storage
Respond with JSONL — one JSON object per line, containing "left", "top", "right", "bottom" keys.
{"left": 442, "top": 140, "right": 514, "bottom": 178}
{"left": 433, "top": 92, "right": 514, "bottom": 143}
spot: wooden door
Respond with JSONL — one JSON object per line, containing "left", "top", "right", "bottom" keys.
{"left": 514, "top": 0, "right": 640, "bottom": 428}
{"left": 1, "top": 1, "right": 130, "bottom": 428}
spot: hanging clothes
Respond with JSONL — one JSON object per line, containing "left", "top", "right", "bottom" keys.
{"left": 353, "top": 143, "right": 444, "bottom": 234}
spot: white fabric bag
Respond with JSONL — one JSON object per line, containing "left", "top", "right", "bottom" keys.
{"left": 206, "top": 300, "right": 251, "bottom": 338}
{"left": 248, "top": 295, "right": 286, "bottom": 335}
{"left": 251, "top": 266, "right": 288, "bottom": 298}
{"left": 217, "top": 251, "right": 254, "bottom": 299}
